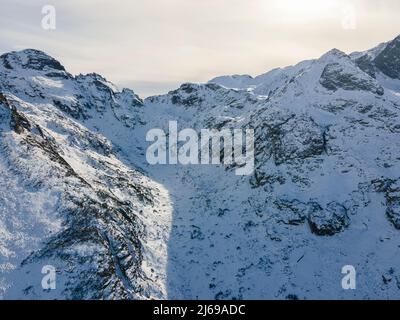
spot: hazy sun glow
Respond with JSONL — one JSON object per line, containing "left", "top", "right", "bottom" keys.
{"left": 272, "top": 0, "right": 338, "bottom": 17}
{"left": 1, "top": 0, "right": 400, "bottom": 97}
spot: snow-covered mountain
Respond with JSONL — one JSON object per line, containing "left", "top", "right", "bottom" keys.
{"left": 1, "top": 35, "right": 400, "bottom": 299}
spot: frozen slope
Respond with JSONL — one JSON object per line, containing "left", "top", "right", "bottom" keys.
{"left": 0, "top": 55, "right": 172, "bottom": 299}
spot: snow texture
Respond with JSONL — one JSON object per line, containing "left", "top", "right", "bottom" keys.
{"left": 1, "top": 36, "right": 400, "bottom": 299}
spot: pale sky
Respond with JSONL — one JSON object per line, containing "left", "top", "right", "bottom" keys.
{"left": 1, "top": 0, "right": 399, "bottom": 97}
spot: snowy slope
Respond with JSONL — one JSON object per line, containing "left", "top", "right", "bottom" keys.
{"left": 0, "top": 52, "right": 172, "bottom": 299}
{"left": 1, "top": 35, "right": 400, "bottom": 299}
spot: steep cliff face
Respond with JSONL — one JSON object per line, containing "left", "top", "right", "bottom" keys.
{"left": 1, "top": 35, "right": 400, "bottom": 299}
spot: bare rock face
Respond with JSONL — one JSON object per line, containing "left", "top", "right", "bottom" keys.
{"left": 353, "top": 35, "right": 400, "bottom": 81}
{"left": 320, "top": 62, "right": 384, "bottom": 95}
{"left": 373, "top": 178, "right": 400, "bottom": 230}
{"left": 274, "top": 198, "right": 308, "bottom": 226}
{"left": 1, "top": 49, "right": 66, "bottom": 72}
{"left": 308, "top": 202, "right": 350, "bottom": 236}
{"left": 387, "top": 199, "right": 400, "bottom": 230}
{"left": 374, "top": 36, "right": 400, "bottom": 80}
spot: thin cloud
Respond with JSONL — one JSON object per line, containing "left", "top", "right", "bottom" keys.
{"left": 1, "top": 0, "right": 399, "bottom": 97}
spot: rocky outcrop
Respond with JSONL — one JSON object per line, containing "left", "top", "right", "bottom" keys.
{"left": 372, "top": 178, "right": 400, "bottom": 229}
{"left": 307, "top": 202, "right": 350, "bottom": 236}
{"left": 374, "top": 36, "right": 400, "bottom": 80}
{"left": 320, "top": 62, "right": 384, "bottom": 95}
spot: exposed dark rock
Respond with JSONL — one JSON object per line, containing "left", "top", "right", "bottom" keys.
{"left": 355, "top": 55, "right": 377, "bottom": 78}
{"left": 190, "top": 225, "right": 205, "bottom": 240}
{"left": 371, "top": 178, "right": 400, "bottom": 229}
{"left": 385, "top": 185, "right": 400, "bottom": 229}
{"left": 308, "top": 201, "right": 350, "bottom": 236}
{"left": 0, "top": 53, "right": 14, "bottom": 70}
{"left": 250, "top": 171, "right": 285, "bottom": 188}
{"left": 0, "top": 49, "right": 66, "bottom": 72}
{"left": 387, "top": 200, "right": 400, "bottom": 229}
{"left": 320, "top": 62, "right": 384, "bottom": 95}
{"left": 253, "top": 113, "right": 325, "bottom": 166}
{"left": 10, "top": 107, "right": 31, "bottom": 134}
{"left": 374, "top": 36, "right": 400, "bottom": 79}
{"left": 274, "top": 198, "right": 308, "bottom": 226}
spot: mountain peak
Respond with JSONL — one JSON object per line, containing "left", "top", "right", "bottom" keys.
{"left": 319, "top": 48, "right": 348, "bottom": 61}
{"left": 0, "top": 48, "right": 65, "bottom": 72}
